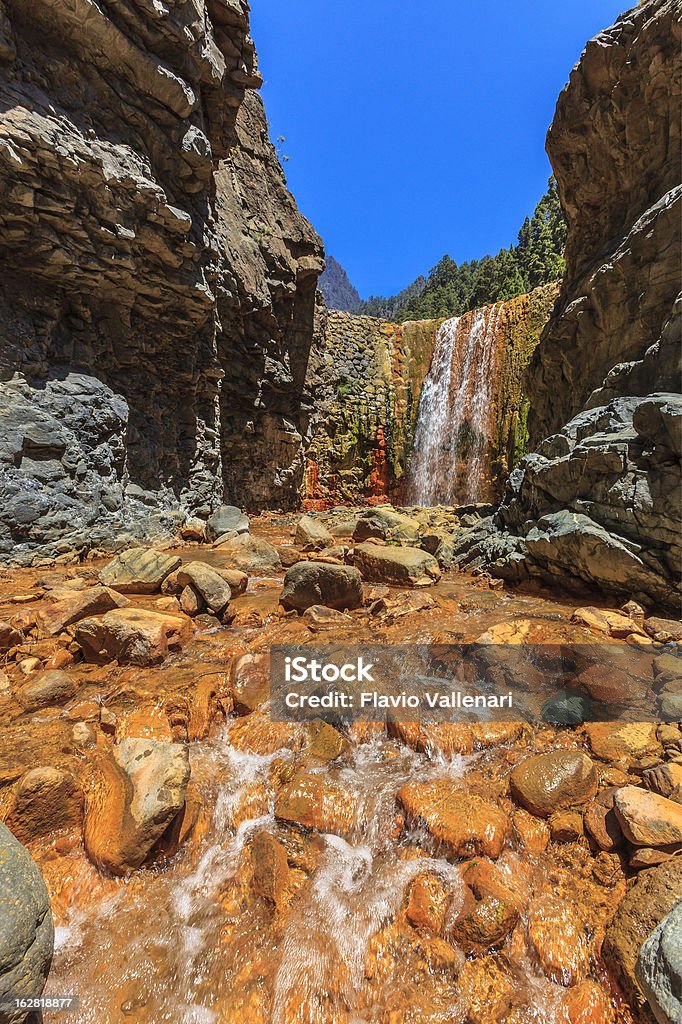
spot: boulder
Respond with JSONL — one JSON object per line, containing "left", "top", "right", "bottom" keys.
{"left": 636, "top": 902, "right": 682, "bottom": 1024}
{"left": 35, "top": 584, "right": 128, "bottom": 636}
{"left": 509, "top": 750, "right": 598, "bottom": 817}
{"left": 294, "top": 515, "right": 334, "bottom": 550}
{"left": 75, "top": 608, "right": 191, "bottom": 665}
{"left": 206, "top": 505, "right": 249, "bottom": 542}
{"left": 5, "top": 767, "right": 83, "bottom": 844}
{"left": 280, "top": 561, "right": 363, "bottom": 612}
{"left": 397, "top": 779, "right": 510, "bottom": 859}
{"left": 0, "top": 822, "right": 53, "bottom": 1023}
{"left": 604, "top": 859, "right": 682, "bottom": 1021}
{"left": 614, "top": 787, "right": 682, "bottom": 847}
{"left": 275, "top": 772, "right": 356, "bottom": 837}
{"left": 353, "top": 543, "right": 441, "bottom": 587}
{"left": 84, "top": 738, "right": 190, "bottom": 875}
{"left": 352, "top": 507, "right": 421, "bottom": 544}
{"left": 99, "top": 547, "right": 182, "bottom": 594}
{"left": 17, "top": 670, "right": 78, "bottom": 711}
{"left": 213, "top": 533, "right": 281, "bottom": 571}
{"left": 645, "top": 617, "right": 682, "bottom": 644}
{"left": 527, "top": 896, "right": 589, "bottom": 986}
{"left": 175, "top": 561, "right": 232, "bottom": 614}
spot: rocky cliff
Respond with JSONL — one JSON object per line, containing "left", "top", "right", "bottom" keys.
{"left": 0, "top": 0, "right": 323, "bottom": 561}
{"left": 304, "top": 286, "right": 557, "bottom": 507}
{"left": 457, "top": 0, "right": 682, "bottom": 612}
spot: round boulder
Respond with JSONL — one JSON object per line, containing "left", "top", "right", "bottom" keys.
{"left": 509, "top": 750, "right": 598, "bottom": 818}
{"left": 280, "top": 561, "right": 363, "bottom": 612}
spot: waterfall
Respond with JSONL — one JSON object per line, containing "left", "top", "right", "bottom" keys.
{"left": 409, "top": 302, "right": 502, "bottom": 505}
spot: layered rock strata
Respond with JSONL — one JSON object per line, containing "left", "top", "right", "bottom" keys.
{"left": 0, "top": 0, "right": 322, "bottom": 561}
{"left": 456, "top": 0, "right": 682, "bottom": 611}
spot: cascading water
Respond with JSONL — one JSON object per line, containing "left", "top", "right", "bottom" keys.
{"left": 409, "top": 303, "right": 502, "bottom": 505}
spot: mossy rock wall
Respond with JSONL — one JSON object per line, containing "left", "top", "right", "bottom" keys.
{"left": 303, "top": 283, "right": 558, "bottom": 506}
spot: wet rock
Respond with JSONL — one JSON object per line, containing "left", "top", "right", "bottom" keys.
{"left": 614, "top": 786, "right": 682, "bottom": 847}
{"left": 389, "top": 721, "right": 475, "bottom": 757}
{"left": 16, "top": 669, "right": 78, "bottom": 711}
{"left": 280, "top": 561, "right": 363, "bottom": 612}
{"left": 585, "top": 722, "right": 661, "bottom": 763}
{"left": 527, "top": 896, "right": 589, "bottom": 986}
{"left": 84, "top": 738, "right": 190, "bottom": 875}
{"left": 0, "top": 620, "right": 21, "bottom": 651}
{"left": 250, "top": 831, "right": 291, "bottom": 909}
{"left": 206, "top": 506, "right": 249, "bottom": 543}
{"left": 370, "top": 591, "right": 437, "bottom": 625}
{"left": 452, "top": 893, "right": 519, "bottom": 952}
{"left": 99, "top": 548, "right": 182, "bottom": 594}
{"left": 352, "top": 507, "right": 421, "bottom": 544}
{"left": 354, "top": 543, "right": 441, "bottom": 587}
{"left": 175, "top": 561, "right": 232, "bottom": 615}
{"left": 294, "top": 515, "right": 334, "bottom": 550}
{"left": 406, "top": 871, "right": 450, "bottom": 936}
{"left": 213, "top": 534, "right": 281, "bottom": 571}
{"left": 0, "top": 822, "right": 53, "bottom": 1022}
{"left": 512, "top": 808, "right": 550, "bottom": 853}
{"left": 35, "top": 584, "right": 127, "bottom": 635}
{"left": 301, "top": 605, "right": 353, "bottom": 631}
{"left": 549, "top": 810, "right": 584, "bottom": 843}
{"left": 179, "top": 585, "right": 203, "bottom": 617}
{"left": 75, "top": 608, "right": 191, "bottom": 666}
{"left": 509, "top": 750, "right": 598, "bottom": 817}
{"left": 229, "top": 712, "right": 305, "bottom": 756}
{"left": 456, "top": 955, "right": 515, "bottom": 1024}
{"left": 584, "top": 790, "right": 624, "bottom": 852}
{"left": 229, "top": 652, "right": 270, "bottom": 715}
{"left": 275, "top": 772, "right": 355, "bottom": 837}
{"left": 397, "top": 779, "right": 510, "bottom": 859}
{"left": 604, "top": 859, "right": 682, "bottom": 1021}
{"left": 636, "top": 901, "right": 682, "bottom": 1024}
{"left": 5, "top": 767, "right": 83, "bottom": 844}
{"left": 560, "top": 979, "right": 615, "bottom": 1024}
{"left": 304, "top": 720, "right": 351, "bottom": 762}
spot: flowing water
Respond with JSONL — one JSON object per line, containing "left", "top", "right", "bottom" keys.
{"left": 0, "top": 518, "right": 634, "bottom": 1024}
{"left": 409, "top": 304, "right": 502, "bottom": 505}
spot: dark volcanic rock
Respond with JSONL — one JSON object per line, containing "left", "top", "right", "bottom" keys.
{"left": 0, "top": 822, "right": 54, "bottom": 1022}
{"left": 456, "top": 1, "right": 682, "bottom": 611}
{"left": 0, "top": 0, "right": 323, "bottom": 562}
{"left": 280, "top": 561, "right": 363, "bottom": 612}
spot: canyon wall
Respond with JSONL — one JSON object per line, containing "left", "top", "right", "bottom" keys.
{"left": 457, "top": 0, "right": 682, "bottom": 611}
{"left": 303, "top": 285, "right": 557, "bottom": 507}
{"left": 0, "top": 0, "right": 323, "bottom": 561}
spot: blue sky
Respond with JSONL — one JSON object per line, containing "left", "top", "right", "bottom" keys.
{"left": 250, "top": 1, "right": 629, "bottom": 298}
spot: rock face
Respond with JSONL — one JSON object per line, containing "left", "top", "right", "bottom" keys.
{"left": 0, "top": 822, "right": 54, "bottom": 1021}
{"left": 456, "top": 1, "right": 682, "bottom": 611}
{"left": 0, "top": 0, "right": 323, "bottom": 561}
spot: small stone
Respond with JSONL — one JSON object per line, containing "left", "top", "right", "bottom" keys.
{"left": 5, "top": 767, "right": 83, "bottom": 843}
{"left": 17, "top": 670, "right": 78, "bottom": 711}
{"left": 549, "top": 810, "right": 584, "bottom": 843}
{"left": 614, "top": 786, "right": 682, "bottom": 846}
{"left": 510, "top": 750, "right": 598, "bottom": 817}
{"left": 250, "top": 831, "right": 291, "bottom": 909}
{"left": 406, "top": 871, "right": 450, "bottom": 936}
{"left": 512, "top": 808, "right": 550, "bottom": 853}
